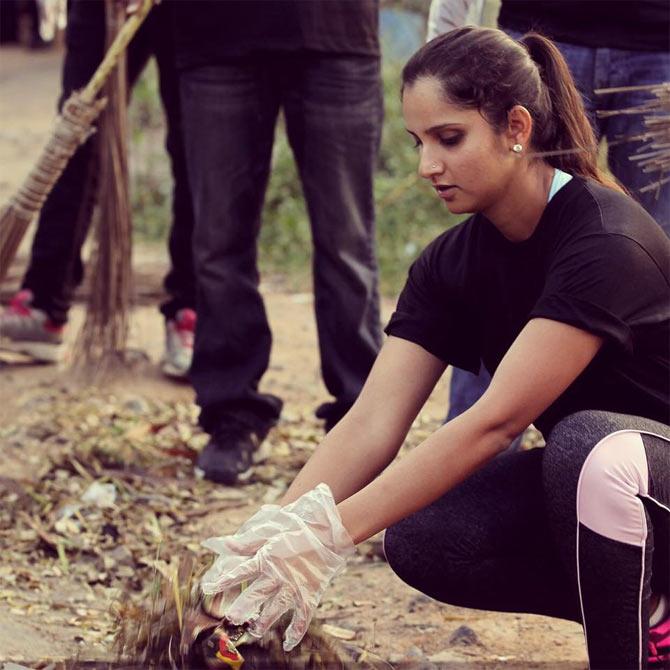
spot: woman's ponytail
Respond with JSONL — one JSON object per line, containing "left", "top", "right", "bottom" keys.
{"left": 521, "top": 33, "right": 624, "bottom": 191}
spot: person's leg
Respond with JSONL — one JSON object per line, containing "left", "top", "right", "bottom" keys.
{"left": 20, "top": 0, "right": 106, "bottom": 325}
{"left": 142, "top": 4, "right": 197, "bottom": 378}
{"left": 543, "top": 411, "right": 670, "bottom": 669}
{"left": 0, "top": 0, "right": 154, "bottom": 361}
{"left": 598, "top": 48, "right": 670, "bottom": 232}
{"left": 384, "top": 447, "right": 580, "bottom": 622}
{"left": 179, "top": 57, "right": 283, "bottom": 440}
{"left": 446, "top": 365, "right": 491, "bottom": 421}
{"left": 20, "top": 0, "right": 154, "bottom": 324}
{"left": 282, "top": 52, "right": 383, "bottom": 430}
{"left": 148, "top": 3, "right": 196, "bottom": 322}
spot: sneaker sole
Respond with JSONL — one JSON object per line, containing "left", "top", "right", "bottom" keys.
{"left": 195, "top": 442, "right": 272, "bottom": 485}
{"left": 161, "top": 360, "right": 190, "bottom": 379}
{"left": 0, "top": 339, "right": 62, "bottom": 363}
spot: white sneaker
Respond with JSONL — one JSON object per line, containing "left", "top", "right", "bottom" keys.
{"left": 161, "top": 308, "right": 195, "bottom": 378}
{"left": 0, "top": 289, "right": 64, "bottom": 362}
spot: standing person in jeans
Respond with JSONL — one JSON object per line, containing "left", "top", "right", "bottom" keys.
{"left": 429, "top": 0, "right": 670, "bottom": 425}
{"left": 172, "top": 0, "right": 383, "bottom": 485}
{"left": 0, "top": 0, "right": 197, "bottom": 378}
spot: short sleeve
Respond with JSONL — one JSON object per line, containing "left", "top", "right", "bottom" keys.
{"left": 384, "top": 238, "right": 481, "bottom": 372}
{"left": 530, "top": 234, "right": 666, "bottom": 354}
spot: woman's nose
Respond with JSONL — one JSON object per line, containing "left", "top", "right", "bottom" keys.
{"left": 418, "top": 154, "right": 443, "bottom": 179}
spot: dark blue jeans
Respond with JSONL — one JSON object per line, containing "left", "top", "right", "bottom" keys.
{"left": 179, "top": 52, "right": 383, "bottom": 433}
{"left": 554, "top": 40, "right": 670, "bottom": 230}
{"left": 448, "top": 36, "right": 670, "bottom": 426}
{"left": 23, "top": 0, "right": 196, "bottom": 324}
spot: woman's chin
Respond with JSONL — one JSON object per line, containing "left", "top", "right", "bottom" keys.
{"left": 443, "top": 200, "right": 473, "bottom": 215}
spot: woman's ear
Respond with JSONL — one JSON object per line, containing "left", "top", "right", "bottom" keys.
{"left": 506, "top": 105, "right": 533, "bottom": 149}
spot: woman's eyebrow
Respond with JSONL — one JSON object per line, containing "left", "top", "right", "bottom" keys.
{"left": 426, "top": 123, "right": 464, "bottom": 134}
{"left": 404, "top": 124, "right": 463, "bottom": 137}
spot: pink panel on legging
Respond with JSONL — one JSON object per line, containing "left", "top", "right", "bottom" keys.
{"left": 576, "top": 430, "right": 649, "bottom": 547}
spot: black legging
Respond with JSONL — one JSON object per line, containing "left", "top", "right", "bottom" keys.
{"left": 384, "top": 411, "right": 670, "bottom": 669}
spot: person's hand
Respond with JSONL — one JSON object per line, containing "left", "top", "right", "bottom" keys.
{"left": 199, "top": 503, "right": 287, "bottom": 618}
{"left": 200, "top": 484, "right": 355, "bottom": 651}
{"left": 115, "top": 0, "right": 153, "bottom": 15}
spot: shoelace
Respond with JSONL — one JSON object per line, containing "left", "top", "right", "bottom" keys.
{"left": 176, "top": 327, "right": 194, "bottom": 348}
{"left": 8, "top": 291, "right": 32, "bottom": 317}
{"left": 173, "top": 310, "right": 196, "bottom": 348}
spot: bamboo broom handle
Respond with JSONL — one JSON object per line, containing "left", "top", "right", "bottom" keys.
{"left": 80, "top": 0, "right": 156, "bottom": 104}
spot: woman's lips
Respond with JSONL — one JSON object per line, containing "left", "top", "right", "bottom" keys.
{"left": 435, "top": 184, "right": 457, "bottom": 200}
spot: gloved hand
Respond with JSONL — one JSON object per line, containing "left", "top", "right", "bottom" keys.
{"left": 200, "top": 483, "right": 355, "bottom": 651}
{"left": 201, "top": 483, "right": 350, "bottom": 592}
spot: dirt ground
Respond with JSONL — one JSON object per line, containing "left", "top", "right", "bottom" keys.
{"left": 0, "top": 45, "right": 587, "bottom": 669}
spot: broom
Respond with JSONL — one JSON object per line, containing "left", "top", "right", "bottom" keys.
{"left": 71, "top": 0, "right": 133, "bottom": 377}
{"left": 595, "top": 82, "right": 670, "bottom": 197}
{"left": 0, "top": 0, "right": 155, "bottom": 285}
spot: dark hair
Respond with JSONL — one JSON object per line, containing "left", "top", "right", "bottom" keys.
{"left": 402, "top": 27, "right": 622, "bottom": 191}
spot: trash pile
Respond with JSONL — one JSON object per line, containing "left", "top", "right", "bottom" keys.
{"left": 0, "top": 385, "right": 393, "bottom": 668}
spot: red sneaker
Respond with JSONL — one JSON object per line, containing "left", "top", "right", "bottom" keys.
{"left": 649, "top": 614, "right": 670, "bottom": 668}
{"left": 0, "top": 289, "right": 64, "bottom": 362}
{"left": 161, "top": 308, "right": 196, "bottom": 378}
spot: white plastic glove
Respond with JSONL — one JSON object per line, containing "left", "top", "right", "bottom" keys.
{"left": 201, "top": 484, "right": 349, "bottom": 590}
{"left": 200, "top": 483, "right": 355, "bottom": 651}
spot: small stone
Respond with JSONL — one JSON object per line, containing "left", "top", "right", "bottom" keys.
{"left": 406, "top": 645, "right": 424, "bottom": 658}
{"left": 123, "top": 397, "right": 150, "bottom": 414}
{"left": 320, "top": 623, "right": 356, "bottom": 640}
{"left": 448, "top": 625, "right": 481, "bottom": 647}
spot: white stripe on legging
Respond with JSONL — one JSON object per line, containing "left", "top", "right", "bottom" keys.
{"left": 575, "top": 429, "right": 670, "bottom": 669}
{"left": 640, "top": 494, "right": 670, "bottom": 515}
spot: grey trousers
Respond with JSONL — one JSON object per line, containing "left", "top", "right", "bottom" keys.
{"left": 384, "top": 411, "right": 670, "bottom": 669}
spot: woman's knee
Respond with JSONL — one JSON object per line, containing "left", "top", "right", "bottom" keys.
{"left": 383, "top": 515, "right": 473, "bottom": 605}
{"left": 543, "top": 410, "right": 626, "bottom": 494}
{"left": 576, "top": 431, "right": 650, "bottom": 545}
{"left": 383, "top": 518, "right": 428, "bottom": 587}
{"left": 544, "top": 413, "right": 651, "bottom": 546}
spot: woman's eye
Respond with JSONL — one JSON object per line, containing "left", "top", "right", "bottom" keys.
{"left": 439, "top": 135, "right": 462, "bottom": 147}
{"left": 412, "top": 138, "right": 422, "bottom": 149}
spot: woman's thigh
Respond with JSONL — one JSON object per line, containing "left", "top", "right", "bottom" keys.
{"left": 384, "top": 447, "right": 578, "bottom": 620}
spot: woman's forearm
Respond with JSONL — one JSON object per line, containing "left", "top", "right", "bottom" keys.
{"left": 280, "top": 339, "right": 447, "bottom": 507}
{"left": 280, "top": 408, "right": 408, "bottom": 506}
{"left": 338, "top": 410, "right": 512, "bottom": 544}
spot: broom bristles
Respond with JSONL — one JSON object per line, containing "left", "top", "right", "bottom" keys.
{"left": 596, "top": 82, "right": 670, "bottom": 198}
{"left": 73, "top": 0, "right": 133, "bottom": 378}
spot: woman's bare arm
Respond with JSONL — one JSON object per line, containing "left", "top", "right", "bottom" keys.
{"left": 281, "top": 336, "right": 447, "bottom": 505}
{"left": 337, "top": 317, "right": 603, "bottom": 543}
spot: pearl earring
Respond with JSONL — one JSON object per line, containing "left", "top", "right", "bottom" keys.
{"left": 512, "top": 144, "right": 523, "bottom": 153}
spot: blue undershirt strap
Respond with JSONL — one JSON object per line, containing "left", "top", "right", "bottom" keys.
{"left": 548, "top": 168, "right": 573, "bottom": 202}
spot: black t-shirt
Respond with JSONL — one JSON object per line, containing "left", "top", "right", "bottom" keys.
{"left": 170, "top": 0, "right": 380, "bottom": 71}
{"left": 498, "top": 0, "right": 670, "bottom": 52}
{"left": 385, "top": 177, "right": 670, "bottom": 435}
